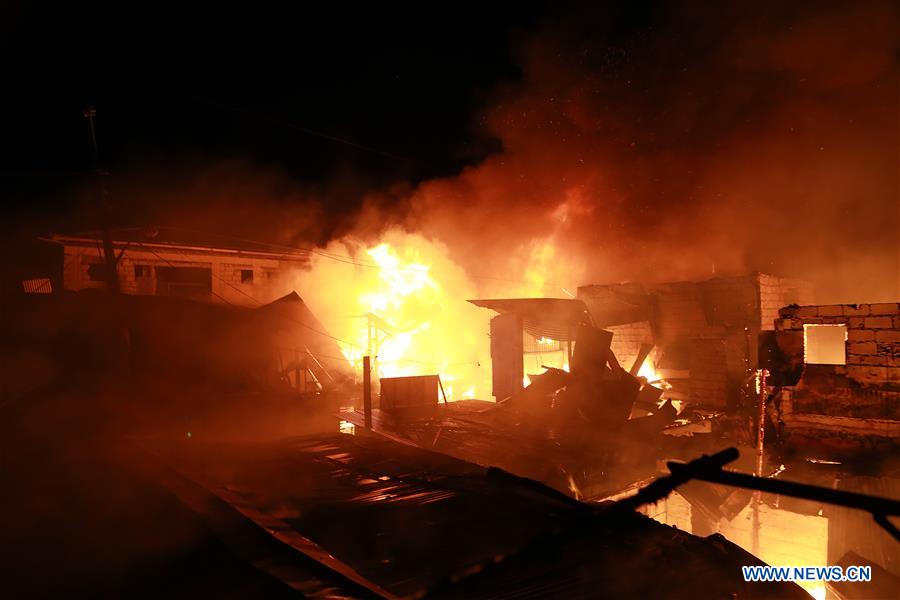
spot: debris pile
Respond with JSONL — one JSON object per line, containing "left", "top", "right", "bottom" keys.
{"left": 497, "top": 324, "right": 678, "bottom": 436}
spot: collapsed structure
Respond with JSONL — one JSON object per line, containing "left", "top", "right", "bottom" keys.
{"left": 577, "top": 273, "right": 813, "bottom": 411}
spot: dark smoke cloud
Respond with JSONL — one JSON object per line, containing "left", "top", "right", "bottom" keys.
{"left": 31, "top": 2, "right": 897, "bottom": 305}
{"left": 356, "top": 0, "right": 899, "bottom": 302}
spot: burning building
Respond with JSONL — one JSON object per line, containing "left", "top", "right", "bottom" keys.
{"left": 578, "top": 273, "right": 814, "bottom": 412}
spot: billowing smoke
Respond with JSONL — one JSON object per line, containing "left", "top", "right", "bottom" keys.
{"left": 283, "top": 1, "right": 900, "bottom": 396}
{"left": 340, "top": 0, "right": 899, "bottom": 303}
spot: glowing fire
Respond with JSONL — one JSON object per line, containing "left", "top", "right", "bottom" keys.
{"left": 291, "top": 221, "right": 581, "bottom": 401}
{"left": 637, "top": 356, "right": 671, "bottom": 390}
{"left": 293, "top": 230, "right": 500, "bottom": 400}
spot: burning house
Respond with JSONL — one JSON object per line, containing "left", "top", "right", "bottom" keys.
{"left": 43, "top": 226, "right": 309, "bottom": 305}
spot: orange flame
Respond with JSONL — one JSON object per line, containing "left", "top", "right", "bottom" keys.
{"left": 291, "top": 220, "right": 582, "bottom": 401}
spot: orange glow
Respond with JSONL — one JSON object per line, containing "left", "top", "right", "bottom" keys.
{"left": 293, "top": 228, "right": 579, "bottom": 401}
{"left": 290, "top": 217, "right": 584, "bottom": 401}
{"left": 637, "top": 354, "right": 671, "bottom": 390}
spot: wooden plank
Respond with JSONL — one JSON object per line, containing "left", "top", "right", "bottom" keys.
{"left": 629, "top": 343, "right": 654, "bottom": 376}
{"left": 571, "top": 324, "right": 614, "bottom": 375}
{"left": 380, "top": 375, "right": 440, "bottom": 409}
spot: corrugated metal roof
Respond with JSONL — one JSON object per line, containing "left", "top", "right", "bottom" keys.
{"left": 468, "top": 298, "right": 592, "bottom": 341}
{"left": 149, "top": 432, "right": 808, "bottom": 600}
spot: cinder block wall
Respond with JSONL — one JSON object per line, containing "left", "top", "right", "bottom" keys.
{"left": 758, "top": 274, "right": 814, "bottom": 331}
{"left": 776, "top": 303, "right": 900, "bottom": 387}
{"left": 775, "top": 303, "right": 900, "bottom": 436}
{"left": 607, "top": 321, "right": 654, "bottom": 370}
{"left": 61, "top": 246, "right": 295, "bottom": 307}
{"left": 579, "top": 273, "right": 814, "bottom": 410}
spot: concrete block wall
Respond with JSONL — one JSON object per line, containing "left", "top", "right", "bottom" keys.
{"left": 580, "top": 274, "right": 814, "bottom": 410}
{"left": 720, "top": 502, "right": 828, "bottom": 600}
{"left": 689, "top": 338, "right": 729, "bottom": 407}
{"left": 776, "top": 303, "right": 900, "bottom": 383}
{"left": 759, "top": 274, "right": 814, "bottom": 331}
{"left": 775, "top": 303, "right": 900, "bottom": 434}
{"left": 115, "top": 255, "right": 138, "bottom": 295}
{"left": 652, "top": 282, "right": 711, "bottom": 340}
{"left": 642, "top": 490, "right": 693, "bottom": 533}
{"left": 699, "top": 275, "right": 759, "bottom": 328}
{"left": 61, "top": 245, "right": 299, "bottom": 307}
{"left": 646, "top": 489, "right": 829, "bottom": 600}
{"left": 216, "top": 262, "right": 255, "bottom": 304}
{"left": 607, "top": 320, "right": 654, "bottom": 369}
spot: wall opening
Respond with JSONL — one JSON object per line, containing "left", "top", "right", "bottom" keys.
{"left": 803, "top": 324, "right": 847, "bottom": 365}
{"left": 240, "top": 269, "right": 254, "bottom": 283}
{"left": 156, "top": 266, "right": 212, "bottom": 300}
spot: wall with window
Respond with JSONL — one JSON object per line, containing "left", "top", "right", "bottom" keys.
{"left": 773, "top": 303, "right": 900, "bottom": 448}
{"left": 62, "top": 245, "right": 298, "bottom": 307}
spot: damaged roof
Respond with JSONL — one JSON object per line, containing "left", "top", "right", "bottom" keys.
{"left": 468, "top": 297, "right": 592, "bottom": 341}
{"left": 147, "top": 432, "right": 809, "bottom": 600}
{"left": 44, "top": 226, "right": 310, "bottom": 262}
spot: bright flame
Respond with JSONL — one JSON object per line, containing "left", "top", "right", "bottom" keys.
{"left": 292, "top": 230, "right": 497, "bottom": 400}
{"left": 567, "top": 473, "right": 583, "bottom": 500}
{"left": 637, "top": 356, "right": 671, "bottom": 390}
{"left": 290, "top": 222, "right": 582, "bottom": 402}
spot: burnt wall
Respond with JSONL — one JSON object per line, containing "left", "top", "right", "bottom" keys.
{"left": 607, "top": 320, "right": 654, "bottom": 371}
{"left": 774, "top": 303, "right": 900, "bottom": 444}
{"left": 759, "top": 274, "right": 814, "bottom": 332}
{"left": 580, "top": 273, "right": 811, "bottom": 410}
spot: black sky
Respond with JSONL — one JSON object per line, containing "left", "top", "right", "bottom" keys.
{"left": 1, "top": 2, "right": 556, "bottom": 224}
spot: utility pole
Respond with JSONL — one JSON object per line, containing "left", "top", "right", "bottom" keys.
{"left": 83, "top": 106, "right": 119, "bottom": 294}
{"left": 363, "top": 355, "right": 372, "bottom": 430}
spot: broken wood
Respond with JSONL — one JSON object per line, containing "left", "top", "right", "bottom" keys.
{"left": 363, "top": 356, "right": 372, "bottom": 429}
{"left": 571, "top": 324, "right": 613, "bottom": 375}
{"left": 629, "top": 343, "right": 654, "bottom": 376}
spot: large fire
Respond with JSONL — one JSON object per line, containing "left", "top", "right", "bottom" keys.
{"left": 292, "top": 227, "right": 579, "bottom": 401}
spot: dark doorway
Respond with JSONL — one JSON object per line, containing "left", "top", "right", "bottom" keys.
{"left": 156, "top": 266, "right": 212, "bottom": 300}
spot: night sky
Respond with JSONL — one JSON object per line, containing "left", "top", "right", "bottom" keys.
{"left": 1, "top": 2, "right": 549, "bottom": 223}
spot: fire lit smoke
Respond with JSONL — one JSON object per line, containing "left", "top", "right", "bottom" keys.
{"left": 288, "top": 2, "right": 898, "bottom": 394}
{"left": 290, "top": 224, "right": 586, "bottom": 399}
{"left": 53, "top": 2, "right": 896, "bottom": 396}
{"left": 291, "top": 230, "right": 481, "bottom": 399}
{"left": 353, "top": 0, "right": 899, "bottom": 304}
